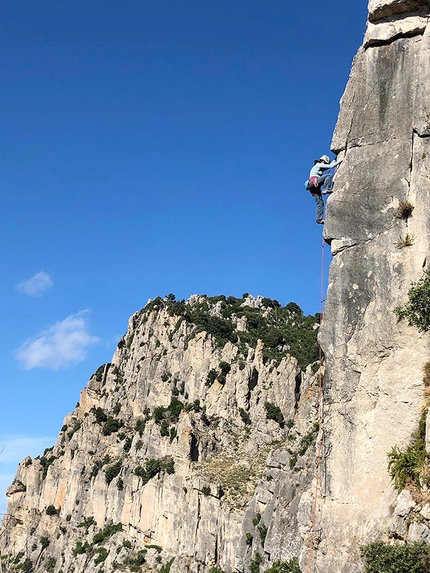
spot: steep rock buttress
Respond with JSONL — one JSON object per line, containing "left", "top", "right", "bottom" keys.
{"left": 315, "top": 0, "right": 430, "bottom": 571}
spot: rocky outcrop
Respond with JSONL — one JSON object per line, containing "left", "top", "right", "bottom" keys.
{"left": 3, "top": 2, "right": 430, "bottom": 572}
{"left": 368, "top": 0, "right": 430, "bottom": 22}
{"left": 0, "top": 295, "right": 321, "bottom": 573}
{"left": 316, "top": 0, "right": 430, "bottom": 570}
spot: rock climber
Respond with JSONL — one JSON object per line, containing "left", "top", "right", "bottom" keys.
{"left": 305, "top": 154, "right": 342, "bottom": 224}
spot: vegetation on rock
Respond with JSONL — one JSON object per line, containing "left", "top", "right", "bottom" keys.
{"left": 145, "top": 294, "right": 319, "bottom": 370}
{"left": 388, "top": 408, "right": 428, "bottom": 491}
{"left": 264, "top": 402, "right": 285, "bottom": 428}
{"left": 134, "top": 457, "right": 175, "bottom": 485}
{"left": 395, "top": 271, "right": 430, "bottom": 332}
{"left": 361, "top": 541, "right": 430, "bottom": 573}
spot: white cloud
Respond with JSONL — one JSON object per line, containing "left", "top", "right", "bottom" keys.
{"left": 16, "top": 271, "right": 54, "bottom": 297}
{"left": 15, "top": 310, "right": 100, "bottom": 370}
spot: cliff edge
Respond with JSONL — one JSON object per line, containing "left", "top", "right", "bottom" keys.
{"left": 317, "top": 0, "right": 430, "bottom": 570}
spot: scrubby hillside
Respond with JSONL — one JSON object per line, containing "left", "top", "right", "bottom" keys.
{"left": 1, "top": 294, "right": 322, "bottom": 573}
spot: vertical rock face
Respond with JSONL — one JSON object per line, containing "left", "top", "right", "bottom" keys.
{"left": 318, "top": 0, "right": 430, "bottom": 570}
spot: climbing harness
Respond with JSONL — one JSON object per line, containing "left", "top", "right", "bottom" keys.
{"left": 305, "top": 235, "right": 326, "bottom": 573}
{"left": 304, "top": 176, "right": 319, "bottom": 191}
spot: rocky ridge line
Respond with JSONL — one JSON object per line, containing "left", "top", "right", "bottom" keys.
{"left": 1, "top": 294, "right": 322, "bottom": 573}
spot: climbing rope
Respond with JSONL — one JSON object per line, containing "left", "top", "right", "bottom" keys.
{"left": 305, "top": 235, "right": 326, "bottom": 573}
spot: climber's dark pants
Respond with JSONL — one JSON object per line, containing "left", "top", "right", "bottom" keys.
{"left": 311, "top": 189, "right": 324, "bottom": 222}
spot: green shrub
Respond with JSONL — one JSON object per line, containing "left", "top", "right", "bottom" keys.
{"left": 94, "top": 547, "right": 109, "bottom": 564}
{"left": 297, "top": 423, "right": 319, "bottom": 456}
{"left": 40, "top": 536, "right": 50, "bottom": 548}
{"left": 289, "top": 453, "right": 298, "bottom": 469}
{"left": 258, "top": 523, "right": 268, "bottom": 545}
{"left": 90, "top": 455, "right": 111, "bottom": 478}
{"left": 77, "top": 516, "right": 96, "bottom": 530}
{"left": 103, "top": 416, "right": 123, "bottom": 436}
{"left": 160, "top": 558, "right": 175, "bottom": 573}
{"left": 73, "top": 541, "right": 90, "bottom": 556}
{"left": 153, "top": 398, "right": 184, "bottom": 424}
{"left": 14, "top": 552, "right": 25, "bottom": 564}
{"left": 209, "top": 568, "right": 225, "bottom": 573}
{"left": 92, "top": 407, "right": 107, "bottom": 424}
{"left": 45, "top": 557, "right": 56, "bottom": 573}
{"left": 94, "top": 365, "right": 105, "bottom": 382}
{"left": 160, "top": 420, "right": 170, "bottom": 437}
{"left": 135, "top": 457, "right": 175, "bottom": 485}
{"left": 153, "top": 406, "right": 165, "bottom": 423}
{"left": 246, "top": 533, "right": 253, "bottom": 546}
{"left": 264, "top": 402, "right": 285, "bottom": 428}
{"left": 218, "top": 362, "right": 231, "bottom": 384}
{"left": 201, "top": 486, "right": 211, "bottom": 496}
{"left": 19, "top": 559, "right": 33, "bottom": 573}
{"left": 252, "top": 513, "right": 261, "bottom": 526}
{"left": 135, "top": 419, "right": 146, "bottom": 436}
{"left": 250, "top": 552, "right": 263, "bottom": 573}
{"left": 125, "top": 549, "right": 147, "bottom": 571}
{"left": 206, "top": 369, "right": 218, "bottom": 386}
{"left": 67, "top": 420, "right": 81, "bottom": 439}
{"left": 105, "top": 460, "right": 122, "bottom": 484}
{"left": 361, "top": 541, "right": 430, "bottom": 573}
{"left": 265, "top": 559, "right": 301, "bottom": 573}
{"left": 40, "top": 455, "right": 56, "bottom": 479}
{"left": 93, "top": 522, "right": 123, "bottom": 544}
{"left": 192, "top": 399, "right": 201, "bottom": 412}
{"left": 169, "top": 427, "right": 177, "bottom": 442}
{"left": 45, "top": 505, "right": 58, "bottom": 516}
{"left": 117, "top": 477, "right": 124, "bottom": 491}
{"left": 123, "top": 437, "right": 132, "bottom": 452}
{"left": 239, "top": 407, "right": 251, "bottom": 425}
{"left": 395, "top": 271, "right": 430, "bottom": 332}
{"left": 388, "top": 408, "right": 428, "bottom": 491}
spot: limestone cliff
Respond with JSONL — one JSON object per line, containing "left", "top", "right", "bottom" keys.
{"left": 3, "top": 1, "right": 430, "bottom": 571}
{"left": 316, "top": 0, "right": 430, "bottom": 571}
{"left": 0, "top": 295, "right": 321, "bottom": 573}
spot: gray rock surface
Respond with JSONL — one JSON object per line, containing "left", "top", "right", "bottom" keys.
{"left": 315, "top": 0, "right": 430, "bottom": 570}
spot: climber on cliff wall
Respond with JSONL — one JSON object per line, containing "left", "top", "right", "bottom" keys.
{"left": 305, "top": 154, "right": 341, "bottom": 224}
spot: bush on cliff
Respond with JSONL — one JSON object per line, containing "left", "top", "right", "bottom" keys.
{"left": 265, "top": 559, "right": 301, "bottom": 573}
{"left": 361, "top": 541, "right": 430, "bottom": 573}
{"left": 388, "top": 408, "right": 428, "bottom": 491}
{"left": 395, "top": 271, "right": 430, "bottom": 332}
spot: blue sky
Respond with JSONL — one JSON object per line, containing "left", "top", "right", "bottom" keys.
{"left": 0, "top": 0, "right": 367, "bottom": 512}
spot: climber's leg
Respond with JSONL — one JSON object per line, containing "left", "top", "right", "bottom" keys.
{"left": 318, "top": 173, "right": 333, "bottom": 194}
{"left": 313, "top": 191, "right": 324, "bottom": 224}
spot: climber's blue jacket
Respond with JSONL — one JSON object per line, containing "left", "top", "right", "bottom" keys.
{"left": 309, "top": 159, "right": 341, "bottom": 178}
